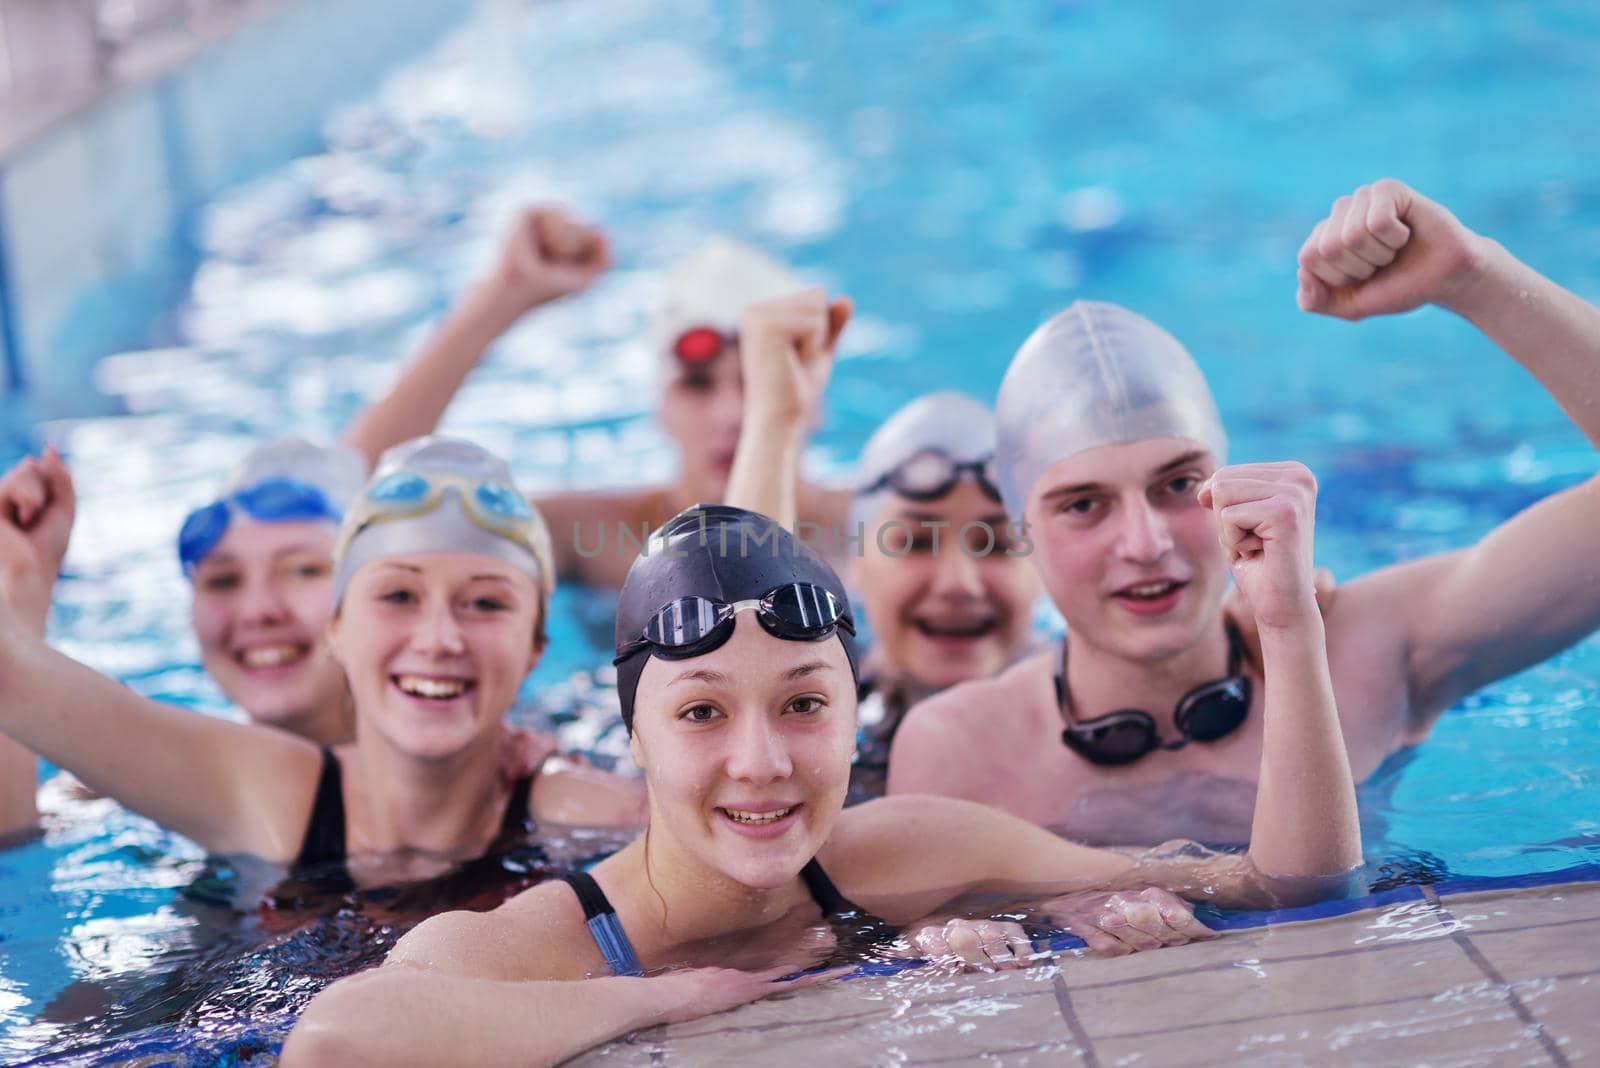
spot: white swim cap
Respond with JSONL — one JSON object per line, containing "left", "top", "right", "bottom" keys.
{"left": 221, "top": 436, "right": 368, "bottom": 511}
{"left": 332, "top": 436, "right": 555, "bottom": 608}
{"left": 995, "top": 302, "right": 1227, "bottom": 518}
{"left": 852, "top": 392, "right": 998, "bottom": 530}
{"left": 648, "top": 237, "right": 807, "bottom": 357}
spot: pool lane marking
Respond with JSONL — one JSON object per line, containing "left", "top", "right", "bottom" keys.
{"left": 1422, "top": 884, "right": 1573, "bottom": 1068}
{"left": 1049, "top": 969, "right": 1102, "bottom": 1068}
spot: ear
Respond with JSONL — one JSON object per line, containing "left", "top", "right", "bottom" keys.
{"left": 628, "top": 727, "right": 644, "bottom": 772}
{"left": 325, "top": 611, "right": 345, "bottom": 662}
{"left": 524, "top": 632, "right": 547, "bottom": 677}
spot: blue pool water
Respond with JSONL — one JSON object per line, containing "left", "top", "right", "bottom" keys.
{"left": 2, "top": 0, "right": 1599, "bottom": 1061}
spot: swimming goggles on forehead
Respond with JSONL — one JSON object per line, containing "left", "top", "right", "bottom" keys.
{"left": 354, "top": 469, "right": 536, "bottom": 541}
{"left": 861, "top": 448, "right": 1002, "bottom": 504}
{"left": 179, "top": 478, "right": 342, "bottom": 572}
{"left": 1056, "top": 623, "right": 1252, "bottom": 766}
{"left": 671, "top": 325, "right": 737, "bottom": 365}
{"left": 615, "top": 582, "right": 855, "bottom": 663}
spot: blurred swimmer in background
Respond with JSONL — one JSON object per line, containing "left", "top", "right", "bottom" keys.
{"left": 889, "top": 179, "right": 1600, "bottom": 847}
{"left": 0, "top": 206, "right": 609, "bottom": 836}
{"left": 0, "top": 438, "right": 640, "bottom": 887}
{"left": 283, "top": 499, "right": 1360, "bottom": 1066}
{"left": 412, "top": 215, "right": 853, "bottom": 587}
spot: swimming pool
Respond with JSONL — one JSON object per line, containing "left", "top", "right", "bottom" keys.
{"left": 2, "top": 0, "right": 1598, "bottom": 1061}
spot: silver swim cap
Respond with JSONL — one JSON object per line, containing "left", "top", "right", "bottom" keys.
{"left": 995, "top": 302, "right": 1227, "bottom": 518}
{"left": 852, "top": 392, "right": 998, "bottom": 530}
{"left": 222, "top": 436, "right": 368, "bottom": 510}
{"left": 331, "top": 436, "right": 555, "bottom": 607}
{"left": 647, "top": 237, "right": 806, "bottom": 358}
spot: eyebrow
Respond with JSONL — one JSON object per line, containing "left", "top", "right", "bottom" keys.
{"left": 198, "top": 545, "right": 325, "bottom": 570}
{"left": 1039, "top": 450, "right": 1210, "bottom": 502}
{"left": 668, "top": 661, "right": 834, "bottom": 688}
{"left": 781, "top": 660, "right": 833, "bottom": 681}
{"left": 670, "top": 668, "right": 730, "bottom": 687}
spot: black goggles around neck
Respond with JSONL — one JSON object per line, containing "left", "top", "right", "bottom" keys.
{"left": 860, "top": 448, "right": 1002, "bottom": 503}
{"left": 614, "top": 582, "right": 855, "bottom": 664}
{"left": 1055, "top": 622, "right": 1252, "bottom": 766}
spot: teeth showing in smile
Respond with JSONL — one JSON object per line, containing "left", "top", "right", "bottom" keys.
{"left": 239, "top": 644, "right": 304, "bottom": 668}
{"left": 1122, "top": 581, "right": 1178, "bottom": 599}
{"left": 395, "top": 675, "right": 470, "bottom": 700}
{"left": 722, "top": 806, "right": 796, "bottom": 825}
{"left": 915, "top": 618, "right": 997, "bottom": 639}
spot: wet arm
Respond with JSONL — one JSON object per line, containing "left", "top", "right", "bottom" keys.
{"left": 1300, "top": 181, "right": 1600, "bottom": 725}
{"left": 0, "top": 624, "right": 314, "bottom": 859}
{"left": 341, "top": 281, "right": 530, "bottom": 467}
{"left": 725, "top": 290, "right": 850, "bottom": 528}
{"left": 1236, "top": 612, "right": 1361, "bottom": 900}
{"left": 282, "top": 967, "right": 691, "bottom": 1068}
{"left": 0, "top": 736, "right": 36, "bottom": 840}
{"left": 531, "top": 760, "right": 645, "bottom": 827}
{"left": 1401, "top": 244, "right": 1600, "bottom": 719}
{"left": 725, "top": 409, "right": 804, "bottom": 528}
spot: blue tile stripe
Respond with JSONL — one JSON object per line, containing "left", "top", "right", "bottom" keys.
{"left": 841, "top": 862, "right": 1600, "bottom": 980}
{"left": 0, "top": 173, "right": 25, "bottom": 394}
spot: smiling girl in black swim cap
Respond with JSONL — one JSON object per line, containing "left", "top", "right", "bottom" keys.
{"left": 285, "top": 498, "right": 1363, "bottom": 1066}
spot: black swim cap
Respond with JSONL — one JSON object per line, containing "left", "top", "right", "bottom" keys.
{"left": 613, "top": 505, "right": 859, "bottom": 733}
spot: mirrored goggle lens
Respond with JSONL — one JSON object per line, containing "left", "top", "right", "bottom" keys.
{"left": 763, "top": 583, "right": 850, "bottom": 636}
{"left": 235, "top": 478, "right": 339, "bottom": 522}
{"left": 1073, "top": 716, "right": 1157, "bottom": 764}
{"left": 642, "top": 597, "right": 733, "bottom": 648}
{"left": 673, "top": 326, "right": 731, "bottom": 364}
{"left": 891, "top": 450, "right": 959, "bottom": 499}
{"left": 368, "top": 472, "right": 431, "bottom": 505}
{"left": 474, "top": 481, "right": 534, "bottom": 521}
{"left": 178, "top": 501, "right": 231, "bottom": 569}
{"left": 1180, "top": 680, "right": 1251, "bottom": 741}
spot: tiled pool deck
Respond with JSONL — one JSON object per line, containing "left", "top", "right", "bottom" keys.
{"left": 575, "top": 869, "right": 1600, "bottom": 1066}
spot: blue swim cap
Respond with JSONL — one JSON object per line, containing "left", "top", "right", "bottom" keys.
{"left": 178, "top": 437, "right": 366, "bottom": 574}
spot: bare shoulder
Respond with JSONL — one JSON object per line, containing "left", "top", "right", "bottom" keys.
{"left": 387, "top": 880, "right": 593, "bottom": 981}
{"left": 531, "top": 760, "right": 645, "bottom": 827}
{"left": 891, "top": 653, "right": 1052, "bottom": 766}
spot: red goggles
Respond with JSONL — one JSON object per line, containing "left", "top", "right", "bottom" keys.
{"left": 671, "top": 325, "right": 737, "bottom": 365}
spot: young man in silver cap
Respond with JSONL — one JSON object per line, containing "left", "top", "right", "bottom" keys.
{"left": 889, "top": 178, "right": 1600, "bottom": 846}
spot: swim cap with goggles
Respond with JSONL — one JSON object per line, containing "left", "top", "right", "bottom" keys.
{"left": 331, "top": 436, "right": 555, "bottom": 609}
{"left": 612, "top": 505, "right": 858, "bottom": 733}
{"left": 994, "top": 301, "right": 1227, "bottom": 519}
{"left": 851, "top": 392, "right": 1001, "bottom": 531}
{"left": 648, "top": 237, "right": 806, "bottom": 367}
{"left": 178, "top": 437, "right": 367, "bottom": 575}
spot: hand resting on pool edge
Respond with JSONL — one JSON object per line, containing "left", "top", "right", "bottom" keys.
{"left": 281, "top": 503, "right": 1358, "bottom": 1068}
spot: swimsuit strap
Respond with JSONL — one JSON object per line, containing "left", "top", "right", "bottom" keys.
{"left": 294, "top": 747, "right": 348, "bottom": 870}
{"left": 498, "top": 772, "right": 537, "bottom": 838}
{"left": 560, "top": 871, "right": 643, "bottom": 978}
{"left": 800, "top": 857, "right": 853, "bottom": 917}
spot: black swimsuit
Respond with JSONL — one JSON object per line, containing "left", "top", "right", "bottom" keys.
{"left": 560, "top": 858, "right": 896, "bottom": 977}
{"left": 291, "top": 747, "right": 537, "bottom": 893}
